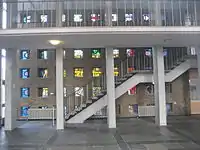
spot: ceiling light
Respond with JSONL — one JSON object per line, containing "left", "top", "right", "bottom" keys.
{"left": 48, "top": 40, "right": 64, "bottom": 46}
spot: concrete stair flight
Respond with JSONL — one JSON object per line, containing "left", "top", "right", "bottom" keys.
{"left": 65, "top": 58, "right": 191, "bottom": 124}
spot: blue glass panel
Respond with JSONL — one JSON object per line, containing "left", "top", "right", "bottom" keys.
{"left": 21, "top": 88, "right": 30, "bottom": 98}
{"left": 20, "top": 68, "right": 30, "bottom": 79}
{"left": 20, "top": 106, "right": 29, "bottom": 117}
{"left": 163, "top": 49, "right": 168, "bottom": 56}
{"left": 20, "top": 50, "right": 30, "bottom": 60}
{"left": 145, "top": 48, "right": 152, "bottom": 56}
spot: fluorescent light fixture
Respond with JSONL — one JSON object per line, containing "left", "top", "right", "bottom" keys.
{"left": 48, "top": 40, "right": 64, "bottom": 46}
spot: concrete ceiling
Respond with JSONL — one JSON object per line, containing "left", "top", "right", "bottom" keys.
{"left": 0, "top": 26, "right": 200, "bottom": 49}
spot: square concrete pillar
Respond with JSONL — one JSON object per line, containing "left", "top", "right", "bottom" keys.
{"left": 56, "top": 48, "right": 64, "bottom": 130}
{"left": 5, "top": 49, "right": 20, "bottom": 130}
{"left": 106, "top": 47, "right": 116, "bottom": 128}
{"left": 153, "top": 46, "right": 167, "bottom": 126}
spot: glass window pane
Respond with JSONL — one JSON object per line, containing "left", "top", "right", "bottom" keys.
{"left": 114, "top": 67, "right": 119, "bottom": 76}
{"left": 92, "top": 67, "right": 102, "bottom": 77}
{"left": 74, "top": 68, "right": 84, "bottom": 77}
{"left": 38, "top": 49, "right": 48, "bottom": 59}
{"left": 20, "top": 68, "right": 30, "bottom": 79}
{"left": 38, "top": 68, "right": 48, "bottom": 78}
{"left": 91, "top": 49, "right": 101, "bottom": 58}
{"left": 75, "top": 87, "right": 84, "bottom": 97}
{"left": 21, "top": 87, "right": 30, "bottom": 98}
{"left": 113, "top": 49, "right": 119, "bottom": 58}
{"left": 74, "top": 50, "right": 83, "bottom": 58}
{"left": 20, "top": 49, "right": 30, "bottom": 60}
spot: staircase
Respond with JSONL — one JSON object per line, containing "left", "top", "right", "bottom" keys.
{"left": 64, "top": 49, "right": 191, "bottom": 124}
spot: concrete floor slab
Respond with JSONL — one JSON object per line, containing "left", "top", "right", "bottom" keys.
{"left": 0, "top": 116, "right": 200, "bottom": 150}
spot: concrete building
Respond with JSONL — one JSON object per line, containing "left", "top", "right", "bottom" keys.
{"left": 1, "top": 0, "right": 200, "bottom": 130}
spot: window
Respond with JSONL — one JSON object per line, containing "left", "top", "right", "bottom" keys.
{"left": 64, "top": 69, "right": 67, "bottom": 78}
{"left": 128, "top": 67, "right": 134, "bottom": 73}
{"left": 92, "top": 87, "right": 101, "bottom": 97}
{"left": 117, "top": 104, "right": 121, "bottom": 114}
{"left": 38, "top": 88, "right": 48, "bottom": 98}
{"left": 128, "top": 86, "right": 136, "bottom": 95}
{"left": 112, "top": 14, "right": 117, "bottom": 21}
{"left": 38, "top": 68, "right": 48, "bottom": 78}
{"left": 166, "top": 83, "right": 172, "bottom": 93}
{"left": 126, "top": 49, "right": 135, "bottom": 57}
{"left": 163, "top": 49, "right": 168, "bottom": 56}
{"left": 38, "top": 49, "right": 48, "bottom": 59}
{"left": 114, "top": 67, "right": 119, "bottom": 76}
{"left": 145, "top": 84, "right": 154, "bottom": 95}
{"left": 91, "top": 49, "right": 101, "bottom": 58}
{"left": 92, "top": 68, "right": 102, "bottom": 77}
{"left": 75, "top": 87, "right": 84, "bottom": 97}
{"left": 62, "top": 14, "right": 66, "bottom": 22}
{"left": 40, "top": 15, "right": 48, "bottom": 23}
{"left": 143, "top": 14, "right": 150, "bottom": 21}
{"left": 74, "top": 50, "right": 83, "bottom": 59}
{"left": 20, "top": 49, "right": 30, "bottom": 60}
{"left": 145, "top": 49, "right": 152, "bottom": 56}
{"left": 22, "top": 15, "right": 31, "bottom": 24}
{"left": 74, "top": 68, "right": 84, "bottom": 77}
{"left": 91, "top": 14, "right": 100, "bottom": 22}
{"left": 21, "top": 87, "right": 30, "bottom": 98}
{"left": 20, "top": 68, "right": 30, "bottom": 79}
{"left": 63, "top": 50, "right": 66, "bottom": 58}
{"left": 125, "top": 14, "right": 134, "bottom": 22}
{"left": 74, "top": 14, "right": 83, "bottom": 22}
{"left": 190, "top": 47, "right": 196, "bottom": 55}
{"left": 167, "top": 103, "right": 173, "bottom": 113}
{"left": 2, "top": 49, "right": 6, "bottom": 57}
{"left": 20, "top": 106, "right": 29, "bottom": 117}
{"left": 113, "top": 49, "right": 119, "bottom": 58}
{"left": 64, "top": 87, "right": 67, "bottom": 97}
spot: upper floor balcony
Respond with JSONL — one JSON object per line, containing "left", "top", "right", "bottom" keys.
{"left": 1, "top": 0, "right": 200, "bottom": 29}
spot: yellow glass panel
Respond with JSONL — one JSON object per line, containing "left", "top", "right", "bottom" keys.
{"left": 114, "top": 67, "right": 119, "bottom": 76}
{"left": 63, "top": 69, "right": 67, "bottom": 78}
{"left": 74, "top": 68, "right": 84, "bottom": 77}
{"left": 92, "top": 68, "right": 102, "bottom": 77}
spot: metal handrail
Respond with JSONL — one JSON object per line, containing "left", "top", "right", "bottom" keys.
{"left": 64, "top": 48, "right": 189, "bottom": 119}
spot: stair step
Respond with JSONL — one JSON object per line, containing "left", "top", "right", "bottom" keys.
{"left": 97, "top": 92, "right": 105, "bottom": 96}
{"left": 65, "top": 114, "right": 70, "bottom": 119}
{"left": 115, "top": 81, "right": 122, "bottom": 85}
{"left": 124, "top": 73, "right": 133, "bottom": 77}
{"left": 71, "top": 110, "right": 77, "bottom": 115}
{"left": 81, "top": 104, "right": 87, "bottom": 108}
{"left": 91, "top": 96, "right": 99, "bottom": 100}
{"left": 101, "top": 89, "right": 107, "bottom": 93}
{"left": 86, "top": 100, "right": 93, "bottom": 104}
{"left": 118, "top": 77, "right": 127, "bottom": 81}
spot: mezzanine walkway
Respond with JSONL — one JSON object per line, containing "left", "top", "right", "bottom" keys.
{"left": 0, "top": 116, "right": 200, "bottom": 150}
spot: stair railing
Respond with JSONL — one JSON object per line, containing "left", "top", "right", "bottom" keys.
{"left": 64, "top": 48, "right": 189, "bottom": 120}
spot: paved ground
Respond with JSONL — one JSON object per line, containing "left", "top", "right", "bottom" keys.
{"left": 0, "top": 116, "right": 200, "bottom": 150}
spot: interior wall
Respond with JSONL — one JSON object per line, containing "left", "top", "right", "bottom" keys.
{"left": 116, "top": 72, "right": 190, "bottom": 117}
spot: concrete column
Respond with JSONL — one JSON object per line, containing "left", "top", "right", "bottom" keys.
{"left": 105, "top": 1, "right": 112, "bottom": 26}
{"left": 196, "top": 47, "right": 200, "bottom": 100}
{"left": 0, "top": 50, "right": 2, "bottom": 126}
{"left": 106, "top": 47, "right": 116, "bottom": 128}
{"left": 56, "top": 48, "right": 64, "bottom": 130}
{"left": 152, "top": 46, "right": 167, "bottom": 126}
{"left": 153, "top": 1, "right": 162, "bottom": 26}
{"left": 56, "top": 0, "right": 63, "bottom": 27}
{"left": 5, "top": 49, "right": 20, "bottom": 130}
